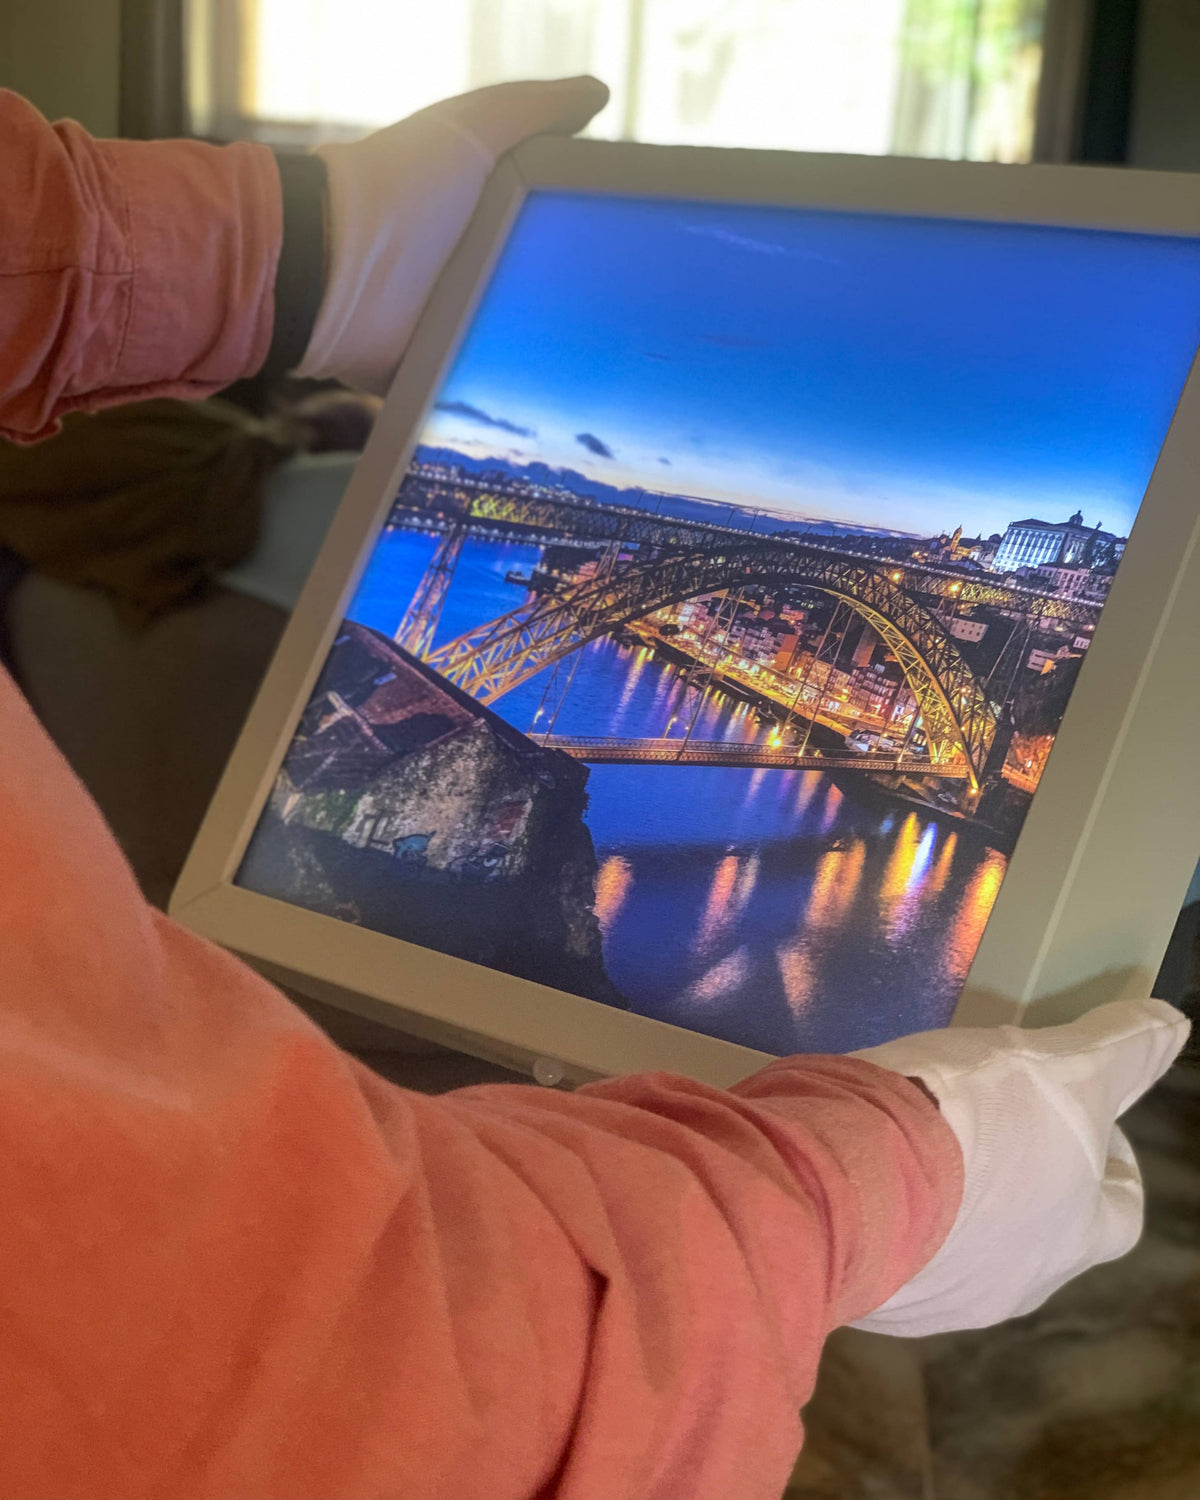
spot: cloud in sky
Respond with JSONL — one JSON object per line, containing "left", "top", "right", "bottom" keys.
{"left": 682, "top": 219, "right": 842, "bottom": 268}
{"left": 434, "top": 399, "right": 534, "bottom": 437}
{"left": 684, "top": 223, "right": 787, "bottom": 256}
{"left": 658, "top": 456, "right": 672, "bottom": 465}
{"left": 575, "top": 431, "right": 614, "bottom": 459}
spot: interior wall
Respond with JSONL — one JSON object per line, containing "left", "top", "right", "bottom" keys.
{"left": 0, "top": 0, "right": 121, "bottom": 136}
{"left": 1127, "top": 0, "right": 1200, "bottom": 169}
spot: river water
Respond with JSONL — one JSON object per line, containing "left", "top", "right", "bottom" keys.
{"left": 347, "top": 529, "right": 1008, "bottom": 1054}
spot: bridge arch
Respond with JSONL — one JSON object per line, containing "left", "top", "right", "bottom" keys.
{"left": 422, "top": 540, "right": 999, "bottom": 789}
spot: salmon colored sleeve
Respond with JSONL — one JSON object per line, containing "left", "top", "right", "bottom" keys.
{"left": 0, "top": 90, "right": 280, "bottom": 442}
{"left": 0, "top": 652, "right": 961, "bottom": 1500}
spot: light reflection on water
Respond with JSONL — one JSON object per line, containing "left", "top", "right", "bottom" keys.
{"left": 807, "top": 838, "right": 868, "bottom": 933}
{"left": 695, "top": 853, "right": 760, "bottom": 957}
{"left": 927, "top": 832, "right": 959, "bottom": 898}
{"left": 682, "top": 947, "right": 754, "bottom": 1007}
{"left": 349, "top": 531, "right": 1010, "bottom": 1055}
{"left": 593, "top": 853, "right": 633, "bottom": 936}
{"left": 943, "top": 850, "right": 1008, "bottom": 979}
{"left": 614, "top": 647, "right": 650, "bottom": 719}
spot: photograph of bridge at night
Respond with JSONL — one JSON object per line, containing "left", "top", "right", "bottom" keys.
{"left": 237, "top": 190, "right": 1200, "bottom": 1055}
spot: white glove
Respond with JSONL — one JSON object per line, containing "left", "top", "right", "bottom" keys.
{"left": 295, "top": 77, "right": 610, "bottom": 394}
{"left": 849, "top": 998, "right": 1189, "bottom": 1337}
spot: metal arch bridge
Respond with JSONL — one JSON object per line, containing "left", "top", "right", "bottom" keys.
{"left": 420, "top": 537, "right": 1001, "bottom": 791}
{"left": 395, "top": 486, "right": 1104, "bottom": 628}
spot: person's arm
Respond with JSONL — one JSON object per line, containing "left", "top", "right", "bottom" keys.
{"left": 0, "top": 76, "right": 609, "bottom": 445}
{"left": 0, "top": 78, "right": 1179, "bottom": 1500}
{"left": 0, "top": 90, "right": 299, "bottom": 442}
{"left": 0, "top": 654, "right": 959, "bottom": 1500}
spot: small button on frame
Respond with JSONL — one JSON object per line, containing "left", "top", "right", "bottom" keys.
{"left": 532, "top": 1057, "right": 566, "bottom": 1088}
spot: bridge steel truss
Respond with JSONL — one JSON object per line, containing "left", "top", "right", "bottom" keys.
{"left": 423, "top": 538, "right": 1002, "bottom": 790}
{"left": 396, "top": 487, "right": 1104, "bottom": 629}
{"left": 393, "top": 525, "right": 466, "bottom": 657}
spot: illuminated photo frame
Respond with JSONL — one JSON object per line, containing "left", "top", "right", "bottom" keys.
{"left": 172, "top": 138, "right": 1200, "bottom": 1087}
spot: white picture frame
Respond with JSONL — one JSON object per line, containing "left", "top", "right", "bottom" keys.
{"left": 171, "top": 137, "right": 1200, "bottom": 1088}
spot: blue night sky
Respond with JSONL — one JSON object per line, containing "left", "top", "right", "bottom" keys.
{"left": 421, "top": 190, "right": 1200, "bottom": 540}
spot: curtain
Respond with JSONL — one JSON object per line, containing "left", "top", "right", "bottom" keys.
{"left": 121, "top": 0, "right": 187, "bottom": 138}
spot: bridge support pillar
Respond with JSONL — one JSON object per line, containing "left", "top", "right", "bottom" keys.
{"left": 395, "top": 525, "right": 467, "bottom": 659}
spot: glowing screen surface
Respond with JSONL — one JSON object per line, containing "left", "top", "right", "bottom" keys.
{"left": 238, "top": 191, "right": 1200, "bottom": 1054}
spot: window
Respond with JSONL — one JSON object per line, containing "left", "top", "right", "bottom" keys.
{"left": 187, "top": 0, "right": 1057, "bottom": 161}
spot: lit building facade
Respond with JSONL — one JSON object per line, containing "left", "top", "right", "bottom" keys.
{"left": 1034, "top": 564, "right": 1093, "bottom": 598}
{"left": 992, "top": 511, "right": 1122, "bottom": 574}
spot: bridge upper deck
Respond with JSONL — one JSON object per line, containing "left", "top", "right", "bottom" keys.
{"left": 394, "top": 481, "right": 1102, "bottom": 628}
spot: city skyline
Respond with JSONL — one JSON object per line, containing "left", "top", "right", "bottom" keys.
{"left": 410, "top": 445, "right": 1129, "bottom": 553}
{"left": 426, "top": 190, "right": 1200, "bottom": 541}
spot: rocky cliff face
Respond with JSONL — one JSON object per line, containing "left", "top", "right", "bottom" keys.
{"left": 239, "top": 622, "right": 625, "bottom": 1008}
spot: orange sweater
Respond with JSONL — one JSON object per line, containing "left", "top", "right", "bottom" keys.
{"left": 0, "top": 91, "right": 963, "bottom": 1498}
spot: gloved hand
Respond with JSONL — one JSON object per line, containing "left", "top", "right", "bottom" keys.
{"left": 295, "top": 77, "right": 610, "bottom": 394}
{"left": 848, "top": 998, "right": 1189, "bottom": 1336}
